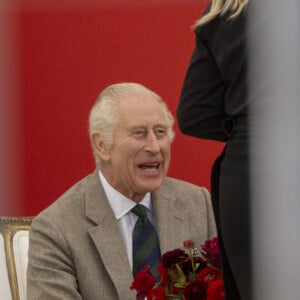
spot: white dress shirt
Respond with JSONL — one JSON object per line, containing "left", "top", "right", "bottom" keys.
{"left": 98, "top": 170, "right": 157, "bottom": 269}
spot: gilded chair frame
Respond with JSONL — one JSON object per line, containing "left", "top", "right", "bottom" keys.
{"left": 0, "top": 217, "right": 33, "bottom": 300}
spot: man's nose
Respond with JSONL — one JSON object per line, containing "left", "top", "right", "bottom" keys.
{"left": 145, "top": 132, "right": 160, "bottom": 153}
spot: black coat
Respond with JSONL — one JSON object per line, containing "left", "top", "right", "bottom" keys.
{"left": 177, "top": 10, "right": 247, "bottom": 142}
{"left": 177, "top": 6, "right": 251, "bottom": 300}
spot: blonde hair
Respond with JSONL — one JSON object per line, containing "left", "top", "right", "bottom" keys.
{"left": 195, "top": 0, "right": 249, "bottom": 26}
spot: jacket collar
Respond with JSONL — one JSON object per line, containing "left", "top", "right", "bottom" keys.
{"left": 152, "top": 179, "right": 190, "bottom": 253}
{"left": 84, "top": 171, "right": 189, "bottom": 298}
{"left": 84, "top": 170, "right": 134, "bottom": 298}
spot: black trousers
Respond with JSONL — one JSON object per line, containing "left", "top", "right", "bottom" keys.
{"left": 211, "top": 137, "right": 251, "bottom": 300}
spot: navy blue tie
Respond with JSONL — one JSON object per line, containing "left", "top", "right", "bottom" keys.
{"left": 132, "top": 205, "right": 161, "bottom": 280}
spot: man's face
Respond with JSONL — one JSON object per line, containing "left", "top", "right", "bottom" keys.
{"left": 101, "top": 93, "right": 172, "bottom": 202}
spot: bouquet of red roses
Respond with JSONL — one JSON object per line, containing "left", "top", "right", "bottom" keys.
{"left": 130, "top": 237, "right": 224, "bottom": 300}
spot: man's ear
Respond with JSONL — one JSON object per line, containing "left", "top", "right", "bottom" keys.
{"left": 91, "top": 133, "right": 111, "bottom": 161}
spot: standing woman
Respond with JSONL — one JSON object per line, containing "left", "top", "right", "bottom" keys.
{"left": 177, "top": 1, "right": 250, "bottom": 300}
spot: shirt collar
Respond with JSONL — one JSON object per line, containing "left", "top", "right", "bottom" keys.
{"left": 98, "top": 170, "right": 152, "bottom": 220}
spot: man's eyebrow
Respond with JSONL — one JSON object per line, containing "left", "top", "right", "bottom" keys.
{"left": 154, "top": 123, "right": 167, "bottom": 127}
{"left": 129, "top": 125, "right": 146, "bottom": 130}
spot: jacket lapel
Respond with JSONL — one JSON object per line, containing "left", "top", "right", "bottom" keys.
{"left": 84, "top": 171, "right": 134, "bottom": 299}
{"left": 83, "top": 172, "right": 191, "bottom": 298}
{"left": 152, "top": 181, "right": 190, "bottom": 254}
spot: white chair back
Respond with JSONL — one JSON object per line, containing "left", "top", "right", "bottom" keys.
{"left": 0, "top": 217, "right": 33, "bottom": 300}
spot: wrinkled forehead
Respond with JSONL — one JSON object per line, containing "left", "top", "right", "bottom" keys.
{"left": 118, "top": 91, "right": 162, "bottom": 113}
{"left": 117, "top": 94, "right": 167, "bottom": 126}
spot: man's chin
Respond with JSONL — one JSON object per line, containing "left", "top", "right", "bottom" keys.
{"left": 138, "top": 180, "right": 163, "bottom": 193}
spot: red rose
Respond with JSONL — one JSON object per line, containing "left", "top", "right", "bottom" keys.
{"left": 183, "top": 280, "right": 207, "bottom": 300}
{"left": 207, "top": 279, "right": 225, "bottom": 300}
{"left": 148, "top": 286, "right": 166, "bottom": 300}
{"left": 183, "top": 240, "right": 194, "bottom": 248}
{"left": 158, "top": 263, "right": 169, "bottom": 284}
{"left": 196, "top": 267, "right": 222, "bottom": 288}
{"left": 161, "top": 248, "right": 188, "bottom": 268}
{"left": 130, "top": 265, "right": 156, "bottom": 298}
{"left": 170, "top": 284, "right": 185, "bottom": 296}
{"left": 201, "top": 237, "right": 221, "bottom": 269}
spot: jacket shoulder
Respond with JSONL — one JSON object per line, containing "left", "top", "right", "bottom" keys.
{"left": 162, "top": 177, "right": 209, "bottom": 197}
{"left": 32, "top": 171, "right": 99, "bottom": 223}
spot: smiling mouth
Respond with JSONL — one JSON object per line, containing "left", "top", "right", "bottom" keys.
{"left": 138, "top": 163, "right": 160, "bottom": 171}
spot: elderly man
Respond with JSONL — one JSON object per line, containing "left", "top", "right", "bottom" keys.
{"left": 27, "top": 82, "right": 216, "bottom": 300}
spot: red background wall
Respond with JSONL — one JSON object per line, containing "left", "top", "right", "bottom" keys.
{"left": 5, "top": 0, "right": 224, "bottom": 216}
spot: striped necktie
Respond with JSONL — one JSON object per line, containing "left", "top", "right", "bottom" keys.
{"left": 132, "top": 205, "right": 161, "bottom": 280}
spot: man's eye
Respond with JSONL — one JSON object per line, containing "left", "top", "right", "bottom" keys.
{"left": 133, "top": 130, "right": 146, "bottom": 137}
{"left": 154, "top": 128, "right": 167, "bottom": 138}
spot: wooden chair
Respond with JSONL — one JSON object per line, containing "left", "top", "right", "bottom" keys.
{"left": 0, "top": 217, "right": 33, "bottom": 300}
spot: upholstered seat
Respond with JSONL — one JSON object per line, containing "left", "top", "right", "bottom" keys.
{"left": 0, "top": 217, "right": 33, "bottom": 300}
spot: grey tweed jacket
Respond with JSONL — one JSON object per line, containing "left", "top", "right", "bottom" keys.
{"left": 27, "top": 170, "right": 216, "bottom": 300}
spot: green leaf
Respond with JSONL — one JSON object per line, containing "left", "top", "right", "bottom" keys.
{"left": 174, "top": 282, "right": 186, "bottom": 289}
